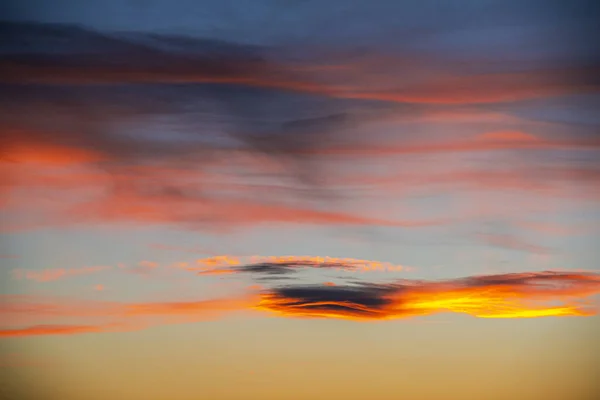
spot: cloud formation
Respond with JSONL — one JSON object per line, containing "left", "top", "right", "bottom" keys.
{"left": 256, "top": 271, "right": 600, "bottom": 320}
{"left": 1, "top": 270, "right": 599, "bottom": 336}
{"left": 2, "top": 21, "right": 598, "bottom": 105}
{"left": 309, "top": 134, "right": 600, "bottom": 157}
{"left": 1, "top": 21, "right": 599, "bottom": 237}
{"left": 12, "top": 266, "right": 112, "bottom": 282}
{"left": 190, "top": 255, "right": 410, "bottom": 276}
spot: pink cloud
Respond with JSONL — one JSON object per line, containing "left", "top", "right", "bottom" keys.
{"left": 475, "top": 131, "right": 540, "bottom": 142}
{"left": 0, "top": 324, "right": 107, "bottom": 337}
{"left": 311, "top": 135, "right": 600, "bottom": 157}
{"left": 12, "top": 266, "right": 112, "bottom": 282}
{"left": 0, "top": 292, "right": 259, "bottom": 336}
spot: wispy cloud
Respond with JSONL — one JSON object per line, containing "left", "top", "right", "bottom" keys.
{"left": 189, "top": 255, "right": 411, "bottom": 276}
{"left": 2, "top": 22, "right": 597, "bottom": 105}
{"left": 1, "top": 270, "right": 598, "bottom": 336}
{"left": 309, "top": 133, "right": 600, "bottom": 157}
{"left": 0, "top": 324, "right": 109, "bottom": 338}
{"left": 12, "top": 266, "right": 112, "bottom": 282}
{"left": 0, "top": 293, "right": 258, "bottom": 336}
{"left": 2, "top": 21, "right": 599, "bottom": 238}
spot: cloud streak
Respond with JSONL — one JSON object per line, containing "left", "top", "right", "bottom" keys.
{"left": 0, "top": 324, "right": 109, "bottom": 338}
{"left": 1, "top": 20, "right": 599, "bottom": 238}
{"left": 1, "top": 270, "right": 599, "bottom": 336}
{"left": 190, "top": 255, "right": 410, "bottom": 276}
{"left": 1, "top": 22, "right": 597, "bottom": 105}
{"left": 308, "top": 133, "right": 600, "bottom": 157}
{"left": 12, "top": 266, "right": 112, "bottom": 282}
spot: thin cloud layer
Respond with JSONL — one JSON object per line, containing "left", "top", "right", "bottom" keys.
{"left": 0, "top": 324, "right": 108, "bottom": 337}
{"left": 1, "top": 270, "right": 599, "bottom": 336}
{"left": 191, "top": 255, "right": 409, "bottom": 276}
{"left": 2, "top": 21, "right": 599, "bottom": 235}
{"left": 1, "top": 22, "right": 598, "bottom": 104}
{"left": 309, "top": 134, "right": 600, "bottom": 157}
{"left": 12, "top": 266, "right": 112, "bottom": 282}
{"left": 0, "top": 293, "right": 259, "bottom": 336}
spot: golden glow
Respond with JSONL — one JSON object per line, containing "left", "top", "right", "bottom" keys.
{"left": 254, "top": 274, "right": 600, "bottom": 321}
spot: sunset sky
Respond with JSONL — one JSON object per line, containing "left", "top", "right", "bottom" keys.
{"left": 1, "top": 1, "right": 599, "bottom": 399}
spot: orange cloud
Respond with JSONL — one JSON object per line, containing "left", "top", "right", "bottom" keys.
{"left": 1, "top": 141, "right": 105, "bottom": 166}
{"left": 3, "top": 271, "right": 599, "bottom": 336}
{"left": 123, "top": 296, "right": 257, "bottom": 317}
{"left": 0, "top": 324, "right": 108, "bottom": 338}
{"left": 475, "top": 131, "right": 540, "bottom": 142}
{"left": 12, "top": 266, "right": 112, "bottom": 282}
{"left": 0, "top": 293, "right": 257, "bottom": 337}
{"left": 336, "top": 164, "right": 600, "bottom": 210}
{"left": 188, "top": 255, "right": 410, "bottom": 275}
{"left": 255, "top": 271, "right": 600, "bottom": 321}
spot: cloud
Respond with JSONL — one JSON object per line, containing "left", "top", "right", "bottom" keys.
{"left": 0, "top": 29, "right": 372, "bottom": 231}
{"left": 513, "top": 220, "right": 599, "bottom": 236}
{"left": 2, "top": 21, "right": 599, "bottom": 235}
{"left": 0, "top": 324, "right": 108, "bottom": 337}
{"left": 1, "top": 159, "right": 450, "bottom": 231}
{"left": 70, "top": 194, "right": 441, "bottom": 229}
{"left": 2, "top": 270, "right": 599, "bottom": 336}
{"left": 475, "top": 131, "right": 540, "bottom": 142}
{"left": 255, "top": 271, "right": 600, "bottom": 321}
{"left": 310, "top": 134, "right": 600, "bottom": 157}
{"left": 2, "top": 127, "right": 596, "bottom": 233}
{"left": 6, "top": 61, "right": 594, "bottom": 105}
{"left": 12, "top": 266, "right": 112, "bottom": 282}
{"left": 1, "top": 142, "right": 106, "bottom": 165}
{"left": 2, "top": 22, "right": 597, "bottom": 105}
{"left": 123, "top": 296, "right": 255, "bottom": 317}
{"left": 190, "top": 255, "right": 409, "bottom": 276}
{"left": 0, "top": 293, "right": 258, "bottom": 336}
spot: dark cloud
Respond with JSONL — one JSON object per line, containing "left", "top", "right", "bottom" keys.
{"left": 256, "top": 271, "right": 600, "bottom": 320}
{"left": 2, "top": 270, "right": 599, "bottom": 337}
{"left": 225, "top": 259, "right": 366, "bottom": 280}
{"left": 0, "top": 21, "right": 389, "bottom": 230}
{"left": 2, "top": 18, "right": 599, "bottom": 234}
{"left": 272, "top": 284, "right": 396, "bottom": 317}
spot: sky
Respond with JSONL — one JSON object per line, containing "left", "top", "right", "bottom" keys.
{"left": 1, "top": 1, "right": 600, "bottom": 399}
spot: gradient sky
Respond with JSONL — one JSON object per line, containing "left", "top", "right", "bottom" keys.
{"left": 1, "top": 1, "right": 600, "bottom": 400}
